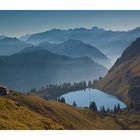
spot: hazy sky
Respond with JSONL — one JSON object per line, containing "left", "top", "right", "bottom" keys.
{"left": 0, "top": 10, "right": 140, "bottom": 37}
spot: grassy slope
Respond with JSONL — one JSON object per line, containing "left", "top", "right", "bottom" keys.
{"left": 115, "top": 109, "right": 140, "bottom": 130}
{"left": 93, "top": 53, "right": 140, "bottom": 104}
{"left": 0, "top": 96, "right": 62, "bottom": 130}
{"left": 0, "top": 91, "right": 121, "bottom": 130}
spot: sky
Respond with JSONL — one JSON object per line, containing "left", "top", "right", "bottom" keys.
{"left": 0, "top": 10, "right": 140, "bottom": 37}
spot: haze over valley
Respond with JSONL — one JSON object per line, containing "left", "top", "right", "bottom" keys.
{"left": 0, "top": 11, "right": 140, "bottom": 130}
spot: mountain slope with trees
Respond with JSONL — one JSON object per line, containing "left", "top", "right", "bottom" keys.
{"left": 93, "top": 37, "right": 140, "bottom": 106}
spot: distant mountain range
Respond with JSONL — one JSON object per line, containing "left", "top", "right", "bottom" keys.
{"left": 38, "top": 39, "right": 111, "bottom": 68}
{"left": 0, "top": 37, "right": 31, "bottom": 56}
{"left": 1, "top": 26, "right": 140, "bottom": 63}
{"left": 0, "top": 35, "right": 6, "bottom": 39}
{"left": 0, "top": 47, "right": 107, "bottom": 91}
{"left": 0, "top": 35, "right": 111, "bottom": 68}
{"left": 19, "top": 34, "right": 31, "bottom": 42}
{"left": 93, "top": 37, "right": 140, "bottom": 105}
{"left": 1, "top": 26, "right": 140, "bottom": 92}
{"left": 24, "top": 26, "right": 140, "bottom": 59}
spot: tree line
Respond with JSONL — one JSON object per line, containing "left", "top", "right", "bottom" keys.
{"left": 29, "top": 78, "right": 100, "bottom": 94}
{"left": 56, "top": 97, "right": 121, "bottom": 115}
{"left": 30, "top": 81, "right": 87, "bottom": 93}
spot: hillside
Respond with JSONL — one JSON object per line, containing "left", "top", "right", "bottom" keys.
{"left": 38, "top": 39, "right": 111, "bottom": 68}
{"left": 0, "top": 47, "right": 107, "bottom": 91}
{"left": 0, "top": 91, "right": 139, "bottom": 129}
{"left": 93, "top": 38, "right": 140, "bottom": 105}
{"left": 0, "top": 91, "right": 122, "bottom": 130}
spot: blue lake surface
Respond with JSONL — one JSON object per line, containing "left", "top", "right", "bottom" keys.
{"left": 60, "top": 88, "right": 127, "bottom": 110}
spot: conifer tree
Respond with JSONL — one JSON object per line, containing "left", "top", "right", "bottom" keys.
{"left": 117, "top": 103, "right": 120, "bottom": 111}
{"left": 73, "top": 101, "right": 77, "bottom": 107}
{"left": 89, "top": 101, "right": 98, "bottom": 111}
{"left": 60, "top": 97, "right": 66, "bottom": 103}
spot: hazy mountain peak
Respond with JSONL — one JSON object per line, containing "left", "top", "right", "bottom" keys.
{"left": 25, "top": 26, "right": 140, "bottom": 62}
{"left": 42, "top": 28, "right": 64, "bottom": 35}
{"left": 91, "top": 26, "right": 105, "bottom": 32}
{"left": 19, "top": 34, "right": 30, "bottom": 41}
{"left": 0, "top": 37, "right": 20, "bottom": 42}
{"left": 38, "top": 38, "right": 111, "bottom": 68}
{"left": 91, "top": 26, "right": 100, "bottom": 30}
{"left": 0, "top": 36, "right": 29, "bottom": 46}
{"left": 49, "top": 28, "right": 63, "bottom": 32}
{"left": 0, "top": 37, "right": 32, "bottom": 56}
{"left": 68, "top": 27, "right": 88, "bottom": 32}
{"left": 131, "top": 27, "right": 140, "bottom": 31}
{"left": 0, "top": 35, "right": 6, "bottom": 40}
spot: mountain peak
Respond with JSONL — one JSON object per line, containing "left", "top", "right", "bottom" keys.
{"left": 91, "top": 26, "right": 100, "bottom": 30}
{"left": 91, "top": 26, "right": 105, "bottom": 32}
{"left": 68, "top": 27, "right": 88, "bottom": 32}
{"left": 19, "top": 34, "right": 30, "bottom": 41}
{"left": 0, "top": 35, "right": 6, "bottom": 40}
{"left": 0, "top": 37, "right": 27, "bottom": 46}
{"left": 47, "top": 28, "right": 63, "bottom": 34}
{"left": 0, "top": 37, "right": 19, "bottom": 42}
{"left": 128, "top": 27, "right": 140, "bottom": 33}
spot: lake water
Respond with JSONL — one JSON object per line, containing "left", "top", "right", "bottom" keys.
{"left": 60, "top": 88, "right": 127, "bottom": 110}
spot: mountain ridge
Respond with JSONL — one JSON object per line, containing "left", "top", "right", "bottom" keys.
{"left": 0, "top": 37, "right": 31, "bottom": 56}
{"left": 38, "top": 39, "right": 111, "bottom": 68}
{"left": 25, "top": 26, "right": 140, "bottom": 59}
{"left": 0, "top": 47, "right": 107, "bottom": 91}
{"left": 93, "top": 37, "right": 140, "bottom": 105}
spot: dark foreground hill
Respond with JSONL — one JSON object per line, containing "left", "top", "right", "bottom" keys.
{"left": 0, "top": 47, "right": 107, "bottom": 91}
{"left": 0, "top": 91, "right": 139, "bottom": 130}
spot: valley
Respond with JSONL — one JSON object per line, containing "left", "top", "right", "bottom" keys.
{"left": 0, "top": 23, "right": 140, "bottom": 130}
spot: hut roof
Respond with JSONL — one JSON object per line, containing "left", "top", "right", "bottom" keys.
{"left": 0, "top": 85, "right": 8, "bottom": 89}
